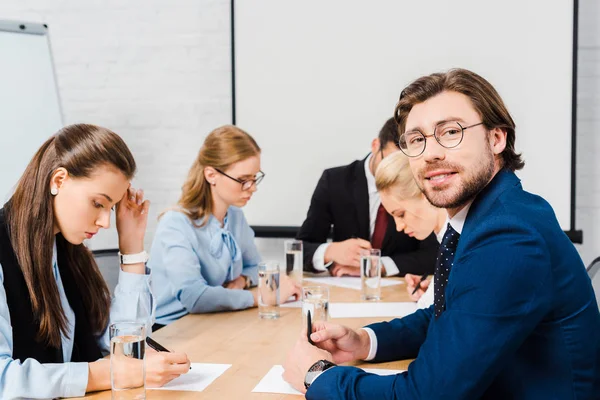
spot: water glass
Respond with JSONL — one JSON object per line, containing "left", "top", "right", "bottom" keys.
{"left": 258, "top": 261, "right": 281, "bottom": 319}
{"left": 284, "top": 239, "right": 303, "bottom": 283}
{"left": 360, "top": 249, "right": 382, "bottom": 301}
{"left": 302, "top": 286, "right": 329, "bottom": 328}
{"left": 110, "top": 322, "right": 146, "bottom": 400}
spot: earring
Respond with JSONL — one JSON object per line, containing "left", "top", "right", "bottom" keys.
{"left": 211, "top": 182, "right": 216, "bottom": 186}
{"left": 50, "top": 187, "right": 58, "bottom": 196}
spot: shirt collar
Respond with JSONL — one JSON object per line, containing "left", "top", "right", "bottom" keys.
{"left": 209, "top": 210, "right": 230, "bottom": 229}
{"left": 444, "top": 201, "right": 473, "bottom": 235}
{"left": 364, "top": 153, "right": 378, "bottom": 195}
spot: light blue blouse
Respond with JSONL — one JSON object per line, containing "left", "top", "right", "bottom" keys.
{"left": 0, "top": 240, "right": 153, "bottom": 399}
{"left": 150, "top": 207, "right": 261, "bottom": 325}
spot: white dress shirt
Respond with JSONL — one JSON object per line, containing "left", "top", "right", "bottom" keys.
{"left": 312, "top": 154, "right": 400, "bottom": 276}
{"left": 0, "top": 240, "right": 153, "bottom": 399}
{"left": 363, "top": 202, "right": 472, "bottom": 360}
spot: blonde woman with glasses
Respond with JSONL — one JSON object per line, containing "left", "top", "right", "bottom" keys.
{"left": 150, "top": 125, "right": 301, "bottom": 328}
{"left": 375, "top": 151, "right": 447, "bottom": 308}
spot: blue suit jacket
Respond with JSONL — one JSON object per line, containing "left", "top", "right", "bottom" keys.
{"left": 308, "top": 170, "right": 600, "bottom": 399}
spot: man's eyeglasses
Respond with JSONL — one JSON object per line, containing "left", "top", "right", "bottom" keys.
{"left": 398, "top": 121, "right": 484, "bottom": 157}
{"left": 215, "top": 169, "right": 265, "bottom": 191}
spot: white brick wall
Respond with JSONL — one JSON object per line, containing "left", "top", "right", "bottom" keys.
{"left": 1, "top": 0, "right": 598, "bottom": 265}
{"left": 0, "top": 0, "right": 233, "bottom": 250}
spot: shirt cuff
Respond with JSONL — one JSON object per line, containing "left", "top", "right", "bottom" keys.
{"left": 115, "top": 267, "right": 151, "bottom": 293}
{"left": 380, "top": 257, "right": 399, "bottom": 276}
{"left": 312, "top": 243, "right": 333, "bottom": 272}
{"left": 63, "top": 362, "right": 90, "bottom": 398}
{"left": 310, "top": 364, "right": 337, "bottom": 385}
{"left": 361, "top": 327, "right": 378, "bottom": 361}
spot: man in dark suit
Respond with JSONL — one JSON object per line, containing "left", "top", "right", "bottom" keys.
{"left": 283, "top": 69, "right": 600, "bottom": 399}
{"left": 296, "top": 118, "right": 438, "bottom": 277}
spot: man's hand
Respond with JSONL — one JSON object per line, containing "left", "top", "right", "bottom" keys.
{"left": 329, "top": 263, "right": 360, "bottom": 277}
{"left": 282, "top": 330, "right": 334, "bottom": 394}
{"left": 310, "top": 321, "right": 371, "bottom": 364}
{"left": 324, "top": 238, "right": 371, "bottom": 267}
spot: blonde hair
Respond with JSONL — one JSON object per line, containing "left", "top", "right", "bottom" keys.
{"left": 375, "top": 151, "right": 422, "bottom": 199}
{"left": 165, "top": 125, "right": 260, "bottom": 226}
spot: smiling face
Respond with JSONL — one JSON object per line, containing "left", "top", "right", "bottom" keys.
{"left": 52, "top": 164, "right": 130, "bottom": 244}
{"left": 405, "top": 91, "right": 506, "bottom": 215}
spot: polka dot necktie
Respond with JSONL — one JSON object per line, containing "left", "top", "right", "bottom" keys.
{"left": 434, "top": 223, "right": 460, "bottom": 318}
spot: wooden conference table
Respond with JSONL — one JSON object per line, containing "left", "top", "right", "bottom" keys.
{"left": 79, "top": 278, "right": 414, "bottom": 399}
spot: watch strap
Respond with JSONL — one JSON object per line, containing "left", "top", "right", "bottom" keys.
{"left": 118, "top": 250, "right": 149, "bottom": 265}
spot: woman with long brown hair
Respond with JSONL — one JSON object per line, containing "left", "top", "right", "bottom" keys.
{"left": 0, "top": 124, "right": 190, "bottom": 399}
{"left": 150, "top": 125, "right": 301, "bottom": 327}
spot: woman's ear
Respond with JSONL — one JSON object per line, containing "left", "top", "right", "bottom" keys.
{"left": 204, "top": 167, "right": 217, "bottom": 186}
{"left": 49, "top": 167, "right": 69, "bottom": 194}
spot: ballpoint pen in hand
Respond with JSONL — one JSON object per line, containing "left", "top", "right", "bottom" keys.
{"left": 411, "top": 273, "right": 429, "bottom": 295}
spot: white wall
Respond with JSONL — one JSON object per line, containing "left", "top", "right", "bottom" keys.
{"left": 1, "top": 0, "right": 598, "bottom": 265}
{"left": 575, "top": 0, "right": 600, "bottom": 266}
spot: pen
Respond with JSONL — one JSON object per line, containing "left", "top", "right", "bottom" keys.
{"left": 307, "top": 310, "right": 315, "bottom": 346}
{"left": 146, "top": 336, "right": 192, "bottom": 370}
{"left": 411, "top": 273, "right": 429, "bottom": 295}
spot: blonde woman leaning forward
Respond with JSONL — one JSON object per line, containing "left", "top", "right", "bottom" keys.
{"left": 150, "top": 125, "right": 301, "bottom": 328}
{"left": 375, "top": 151, "right": 447, "bottom": 308}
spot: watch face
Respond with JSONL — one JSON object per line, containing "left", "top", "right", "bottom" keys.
{"left": 305, "top": 360, "right": 336, "bottom": 389}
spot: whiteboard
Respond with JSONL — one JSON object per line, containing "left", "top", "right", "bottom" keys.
{"left": 0, "top": 20, "right": 63, "bottom": 202}
{"left": 234, "top": 0, "right": 575, "bottom": 231}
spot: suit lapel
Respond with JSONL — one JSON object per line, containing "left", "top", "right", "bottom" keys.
{"left": 462, "top": 169, "right": 521, "bottom": 241}
{"left": 353, "top": 158, "right": 371, "bottom": 240}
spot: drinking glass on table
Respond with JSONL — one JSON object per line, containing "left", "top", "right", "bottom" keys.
{"left": 258, "top": 261, "right": 281, "bottom": 319}
{"left": 360, "top": 248, "right": 382, "bottom": 301}
{"left": 284, "top": 239, "right": 303, "bottom": 283}
{"left": 302, "top": 286, "right": 329, "bottom": 327}
{"left": 110, "top": 322, "right": 146, "bottom": 400}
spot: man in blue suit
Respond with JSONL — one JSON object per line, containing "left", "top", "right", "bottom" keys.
{"left": 283, "top": 69, "right": 600, "bottom": 399}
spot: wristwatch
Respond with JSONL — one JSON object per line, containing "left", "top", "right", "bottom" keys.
{"left": 304, "top": 359, "right": 336, "bottom": 389}
{"left": 118, "top": 250, "right": 149, "bottom": 265}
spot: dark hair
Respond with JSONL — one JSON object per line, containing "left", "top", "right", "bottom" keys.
{"left": 378, "top": 117, "right": 401, "bottom": 149}
{"left": 394, "top": 68, "right": 524, "bottom": 171}
{"left": 6, "top": 123, "right": 136, "bottom": 348}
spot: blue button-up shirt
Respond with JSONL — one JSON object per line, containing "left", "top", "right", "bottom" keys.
{"left": 150, "top": 207, "right": 260, "bottom": 325}
{"left": 0, "top": 240, "right": 152, "bottom": 399}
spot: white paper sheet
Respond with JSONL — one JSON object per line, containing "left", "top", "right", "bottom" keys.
{"left": 328, "top": 302, "right": 418, "bottom": 318}
{"left": 303, "top": 276, "right": 403, "bottom": 291}
{"left": 153, "top": 363, "right": 231, "bottom": 392}
{"left": 252, "top": 365, "right": 406, "bottom": 395}
{"left": 281, "top": 299, "right": 303, "bottom": 308}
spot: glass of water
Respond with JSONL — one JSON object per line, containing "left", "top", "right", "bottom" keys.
{"left": 110, "top": 322, "right": 146, "bottom": 400}
{"left": 302, "top": 286, "right": 329, "bottom": 328}
{"left": 284, "top": 239, "right": 303, "bottom": 283}
{"left": 258, "top": 261, "right": 281, "bottom": 319}
{"left": 361, "top": 249, "right": 382, "bottom": 301}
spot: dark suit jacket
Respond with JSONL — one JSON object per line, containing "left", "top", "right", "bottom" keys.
{"left": 308, "top": 169, "right": 600, "bottom": 399}
{"left": 296, "top": 157, "right": 437, "bottom": 276}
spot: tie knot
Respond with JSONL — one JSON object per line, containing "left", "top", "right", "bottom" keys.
{"left": 441, "top": 223, "right": 460, "bottom": 251}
